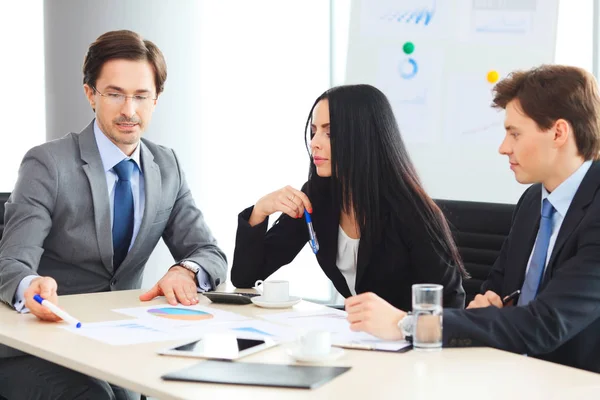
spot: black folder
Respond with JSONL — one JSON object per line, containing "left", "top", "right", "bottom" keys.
{"left": 161, "top": 360, "right": 351, "bottom": 389}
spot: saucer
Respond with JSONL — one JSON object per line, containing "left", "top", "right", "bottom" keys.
{"left": 251, "top": 295, "right": 301, "bottom": 309}
{"left": 285, "top": 345, "right": 344, "bottom": 363}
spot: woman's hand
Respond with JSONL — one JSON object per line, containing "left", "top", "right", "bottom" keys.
{"left": 249, "top": 185, "right": 313, "bottom": 226}
{"left": 345, "top": 292, "right": 406, "bottom": 340}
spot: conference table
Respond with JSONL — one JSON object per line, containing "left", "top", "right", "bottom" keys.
{"left": 1, "top": 287, "right": 599, "bottom": 400}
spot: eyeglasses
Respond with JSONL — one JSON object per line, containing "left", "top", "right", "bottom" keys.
{"left": 92, "top": 86, "right": 157, "bottom": 107}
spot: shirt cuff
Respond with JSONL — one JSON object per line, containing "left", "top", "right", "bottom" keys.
{"left": 185, "top": 261, "right": 213, "bottom": 292}
{"left": 13, "top": 275, "right": 39, "bottom": 314}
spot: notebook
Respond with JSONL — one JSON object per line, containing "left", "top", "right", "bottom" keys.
{"left": 161, "top": 360, "right": 351, "bottom": 389}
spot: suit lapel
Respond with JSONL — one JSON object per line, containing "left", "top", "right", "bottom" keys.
{"left": 506, "top": 189, "right": 540, "bottom": 291}
{"left": 314, "top": 201, "right": 352, "bottom": 298}
{"left": 544, "top": 162, "right": 600, "bottom": 281}
{"left": 79, "top": 122, "right": 114, "bottom": 274}
{"left": 119, "top": 140, "right": 161, "bottom": 269}
{"left": 355, "top": 208, "right": 386, "bottom": 289}
{"left": 355, "top": 235, "right": 372, "bottom": 288}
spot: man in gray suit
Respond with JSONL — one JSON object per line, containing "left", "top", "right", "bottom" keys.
{"left": 0, "top": 30, "right": 227, "bottom": 399}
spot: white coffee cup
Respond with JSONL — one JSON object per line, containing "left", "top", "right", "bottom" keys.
{"left": 254, "top": 280, "right": 289, "bottom": 303}
{"left": 300, "top": 330, "right": 331, "bottom": 357}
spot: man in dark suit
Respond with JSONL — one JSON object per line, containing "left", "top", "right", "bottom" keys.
{"left": 0, "top": 30, "right": 227, "bottom": 399}
{"left": 344, "top": 65, "right": 600, "bottom": 374}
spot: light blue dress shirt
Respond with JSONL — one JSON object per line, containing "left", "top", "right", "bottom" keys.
{"left": 94, "top": 120, "right": 145, "bottom": 248}
{"left": 525, "top": 160, "right": 592, "bottom": 275}
{"left": 13, "top": 121, "right": 211, "bottom": 312}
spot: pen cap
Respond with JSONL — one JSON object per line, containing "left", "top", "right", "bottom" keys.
{"left": 33, "top": 294, "right": 44, "bottom": 304}
{"left": 304, "top": 209, "right": 312, "bottom": 223}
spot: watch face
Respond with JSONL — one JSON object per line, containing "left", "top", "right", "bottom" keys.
{"left": 400, "top": 315, "right": 413, "bottom": 338}
{"left": 181, "top": 262, "right": 199, "bottom": 273}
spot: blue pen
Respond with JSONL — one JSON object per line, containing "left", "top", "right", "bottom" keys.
{"left": 304, "top": 209, "right": 320, "bottom": 254}
{"left": 33, "top": 294, "right": 82, "bottom": 328}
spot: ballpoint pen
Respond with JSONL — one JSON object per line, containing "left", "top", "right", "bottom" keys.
{"left": 33, "top": 294, "right": 82, "bottom": 328}
{"left": 502, "top": 289, "right": 521, "bottom": 305}
{"left": 304, "top": 208, "right": 320, "bottom": 254}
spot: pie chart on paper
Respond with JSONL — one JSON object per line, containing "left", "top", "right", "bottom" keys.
{"left": 147, "top": 307, "right": 214, "bottom": 321}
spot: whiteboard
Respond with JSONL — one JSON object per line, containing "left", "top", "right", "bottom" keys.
{"left": 345, "top": 0, "right": 559, "bottom": 203}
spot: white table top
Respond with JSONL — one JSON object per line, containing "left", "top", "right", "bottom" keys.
{"left": 1, "top": 288, "right": 599, "bottom": 400}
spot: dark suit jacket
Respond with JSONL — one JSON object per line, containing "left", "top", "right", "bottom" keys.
{"left": 231, "top": 181, "right": 465, "bottom": 310}
{"left": 444, "top": 161, "right": 600, "bottom": 373}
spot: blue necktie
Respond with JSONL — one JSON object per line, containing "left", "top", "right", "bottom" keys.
{"left": 518, "top": 199, "right": 555, "bottom": 306}
{"left": 112, "top": 159, "right": 135, "bottom": 269}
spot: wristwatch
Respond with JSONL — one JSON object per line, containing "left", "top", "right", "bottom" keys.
{"left": 398, "top": 312, "right": 414, "bottom": 340}
{"left": 172, "top": 260, "right": 200, "bottom": 275}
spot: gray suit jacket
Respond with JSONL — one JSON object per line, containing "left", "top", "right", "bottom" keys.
{"left": 0, "top": 121, "right": 227, "bottom": 358}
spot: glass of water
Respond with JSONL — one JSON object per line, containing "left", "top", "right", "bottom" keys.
{"left": 412, "top": 284, "right": 443, "bottom": 351}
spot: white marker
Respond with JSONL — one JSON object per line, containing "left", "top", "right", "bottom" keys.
{"left": 33, "top": 294, "right": 81, "bottom": 328}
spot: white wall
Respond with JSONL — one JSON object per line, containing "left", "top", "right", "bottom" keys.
{"left": 0, "top": 2, "right": 45, "bottom": 191}
{"left": 555, "top": 0, "right": 593, "bottom": 71}
{"left": 194, "top": 1, "right": 332, "bottom": 301}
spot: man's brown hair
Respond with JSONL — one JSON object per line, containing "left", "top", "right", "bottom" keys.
{"left": 83, "top": 30, "right": 167, "bottom": 96}
{"left": 493, "top": 64, "right": 600, "bottom": 160}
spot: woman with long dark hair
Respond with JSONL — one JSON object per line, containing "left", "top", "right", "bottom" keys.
{"left": 231, "top": 84, "right": 466, "bottom": 309}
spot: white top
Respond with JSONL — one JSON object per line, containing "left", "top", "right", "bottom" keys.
{"left": 336, "top": 226, "right": 360, "bottom": 296}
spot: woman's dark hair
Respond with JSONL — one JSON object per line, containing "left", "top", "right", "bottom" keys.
{"left": 304, "top": 84, "right": 467, "bottom": 277}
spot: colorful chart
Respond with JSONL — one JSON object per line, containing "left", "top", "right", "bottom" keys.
{"left": 399, "top": 58, "right": 418, "bottom": 79}
{"left": 147, "top": 307, "right": 214, "bottom": 321}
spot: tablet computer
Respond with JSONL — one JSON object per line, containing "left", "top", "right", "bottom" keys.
{"left": 158, "top": 335, "right": 277, "bottom": 360}
{"left": 162, "top": 360, "right": 351, "bottom": 389}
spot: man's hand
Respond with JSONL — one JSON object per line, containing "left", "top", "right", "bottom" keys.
{"left": 139, "top": 266, "right": 199, "bottom": 306}
{"left": 467, "top": 290, "right": 503, "bottom": 309}
{"left": 345, "top": 292, "right": 406, "bottom": 340}
{"left": 24, "top": 277, "right": 61, "bottom": 322}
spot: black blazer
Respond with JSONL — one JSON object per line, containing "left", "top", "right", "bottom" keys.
{"left": 444, "top": 161, "right": 600, "bottom": 373}
{"left": 231, "top": 182, "right": 465, "bottom": 310}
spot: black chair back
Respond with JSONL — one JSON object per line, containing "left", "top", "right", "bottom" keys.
{"left": 435, "top": 199, "right": 515, "bottom": 305}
